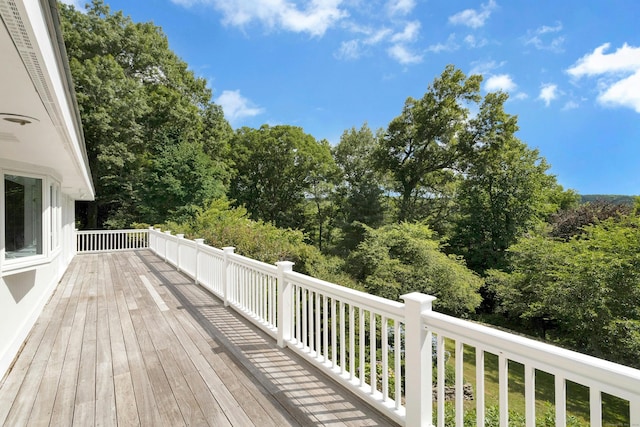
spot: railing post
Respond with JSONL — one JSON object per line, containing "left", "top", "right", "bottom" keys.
{"left": 402, "top": 292, "right": 437, "bottom": 427}
{"left": 176, "top": 234, "right": 184, "bottom": 271}
{"left": 74, "top": 228, "right": 79, "bottom": 255}
{"left": 222, "top": 247, "right": 235, "bottom": 307}
{"left": 276, "top": 261, "right": 295, "bottom": 348}
{"left": 194, "top": 238, "right": 204, "bottom": 285}
{"left": 163, "top": 230, "right": 171, "bottom": 262}
{"left": 148, "top": 227, "right": 154, "bottom": 252}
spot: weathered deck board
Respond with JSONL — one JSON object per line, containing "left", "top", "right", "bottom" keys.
{"left": 0, "top": 250, "right": 396, "bottom": 426}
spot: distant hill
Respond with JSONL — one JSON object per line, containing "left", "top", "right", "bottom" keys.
{"left": 580, "top": 195, "right": 636, "bottom": 205}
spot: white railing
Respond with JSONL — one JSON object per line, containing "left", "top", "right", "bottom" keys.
{"left": 76, "top": 228, "right": 149, "bottom": 253}
{"left": 148, "top": 228, "right": 410, "bottom": 424}
{"left": 424, "top": 311, "right": 640, "bottom": 427}
{"left": 282, "top": 268, "right": 408, "bottom": 423}
{"left": 78, "top": 228, "right": 640, "bottom": 426}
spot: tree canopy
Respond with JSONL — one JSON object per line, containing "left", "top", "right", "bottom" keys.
{"left": 450, "top": 92, "right": 578, "bottom": 272}
{"left": 61, "top": 0, "right": 231, "bottom": 228}
{"left": 488, "top": 214, "right": 640, "bottom": 367}
{"left": 333, "top": 123, "right": 387, "bottom": 252}
{"left": 375, "top": 65, "right": 482, "bottom": 224}
{"left": 348, "top": 223, "right": 483, "bottom": 315}
{"left": 228, "top": 125, "right": 336, "bottom": 231}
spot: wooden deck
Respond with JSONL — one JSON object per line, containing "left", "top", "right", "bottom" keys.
{"left": 0, "top": 250, "right": 396, "bottom": 426}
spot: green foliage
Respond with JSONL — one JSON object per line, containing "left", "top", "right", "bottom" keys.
{"left": 439, "top": 404, "right": 583, "bottom": 427}
{"left": 305, "top": 138, "right": 341, "bottom": 252}
{"left": 61, "top": 0, "right": 231, "bottom": 228}
{"left": 333, "top": 123, "right": 387, "bottom": 252}
{"left": 348, "top": 223, "right": 482, "bottom": 315}
{"left": 450, "top": 92, "right": 570, "bottom": 272}
{"left": 488, "top": 214, "right": 640, "bottom": 367}
{"left": 228, "top": 125, "right": 337, "bottom": 234}
{"left": 163, "top": 199, "right": 354, "bottom": 284}
{"left": 141, "top": 140, "right": 227, "bottom": 224}
{"left": 375, "top": 65, "right": 482, "bottom": 224}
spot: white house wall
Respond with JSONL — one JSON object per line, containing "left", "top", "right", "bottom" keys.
{"left": 0, "top": 191, "right": 76, "bottom": 378}
{"left": 0, "top": 0, "right": 93, "bottom": 380}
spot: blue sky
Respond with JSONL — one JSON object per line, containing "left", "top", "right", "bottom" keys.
{"left": 64, "top": 0, "right": 640, "bottom": 195}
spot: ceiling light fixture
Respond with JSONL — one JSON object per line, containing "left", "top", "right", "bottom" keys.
{"left": 0, "top": 113, "right": 39, "bottom": 126}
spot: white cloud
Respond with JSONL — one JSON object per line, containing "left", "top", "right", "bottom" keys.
{"left": 524, "top": 22, "right": 564, "bottom": 53}
{"left": 485, "top": 74, "right": 516, "bottom": 92}
{"left": 538, "top": 83, "right": 558, "bottom": 106}
{"left": 598, "top": 72, "right": 640, "bottom": 113}
{"left": 428, "top": 33, "right": 459, "bottom": 53}
{"left": 526, "top": 36, "right": 564, "bottom": 52}
{"left": 382, "top": 21, "right": 422, "bottom": 64}
{"left": 567, "top": 43, "right": 640, "bottom": 113}
{"left": 335, "top": 39, "right": 361, "bottom": 60}
{"left": 567, "top": 43, "right": 640, "bottom": 77}
{"left": 464, "top": 34, "right": 487, "bottom": 49}
{"left": 387, "top": 44, "right": 423, "bottom": 64}
{"left": 215, "top": 90, "right": 264, "bottom": 124}
{"left": 562, "top": 100, "right": 579, "bottom": 111}
{"left": 340, "top": 23, "right": 391, "bottom": 46}
{"left": 538, "top": 22, "right": 562, "bottom": 34}
{"left": 365, "top": 28, "right": 393, "bottom": 45}
{"left": 513, "top": 92, "right": 529, "bottom": 100}
{"left": 336, "top": 23, "right": 418, "bottom": 65}
{"left": 171, "top": 0, "right": 348, "bottom": 37}
{"left": 390, "top": 21, "right": 421, "bottom": 43}
{"left": 387, "top": 0, "right": 416, "bottom": 16}
{"left": 449, "top": 0, "right": 497, "bottom": 29}
{"left": 469, "top": 59, "right": 506, "bottom": 76}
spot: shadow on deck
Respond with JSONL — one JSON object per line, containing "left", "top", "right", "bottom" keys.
{"left": 0, "top": 250, "right": 396, "bottom": 426}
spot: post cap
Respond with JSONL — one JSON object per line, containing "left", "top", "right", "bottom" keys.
{"left": 401, "top": 292, "right": 437, "bottom": 304}
{"left": 276, "top": 261, "right": 295, "bottom": 271}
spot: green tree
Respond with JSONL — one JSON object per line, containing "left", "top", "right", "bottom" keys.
{"left": 488, "top": 214, "right": 640, "bottom": 367}
{"left": 304, "top": 139, "right": 340, "bottom": 252}
{"left": 333, "top": 123, "right": 386, "bottom": 252}
{"left": 60, "top": 0, "right": 230, "bottom": 228}
{"left": 348, "top": 223, "right": 483, "bottom": 315}
{"left": 163, "top": 199, "right": 354, "bottom": 285}
{"left": 375, "top": 65, "right": 482, "bottom": 224}
{"left": 451, "top": 92, "right": 572, "bottom": 272}
{"left": 228, "top": 125, "right": 336, "bottom": 232}
{"left": 141, "top": 140, "right": 227, "bottom": 224}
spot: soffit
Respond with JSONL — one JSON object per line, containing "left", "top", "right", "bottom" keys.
{"left": 0, "top": 0, "right": 93, "bottom": 200}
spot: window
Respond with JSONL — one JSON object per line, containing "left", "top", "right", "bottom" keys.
{"left": 4, "top": 175, "right": 43, "bottom": 259}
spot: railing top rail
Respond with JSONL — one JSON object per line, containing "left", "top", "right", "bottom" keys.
{"left": 172, "top": 236, "right": 197, "bottom": 248}
{"left": 228, "top": 252, "right": 278, "bottom": 276}
{"left": 286, "top": 270, "right": 405, "bottom": 320}
{"left": 196, "top": 242, "right": 223, "bottom": 257}
{"left": 424, "top": 310, "right": 640, "bottom": 400}
{"left": 77, "top": 229, "right": 149, "bottom": 234}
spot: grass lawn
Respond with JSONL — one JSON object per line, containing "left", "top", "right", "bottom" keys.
{"left": 436, "top": 339, "right": 630, "bottom": 426}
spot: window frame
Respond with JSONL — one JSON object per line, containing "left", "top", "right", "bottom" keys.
{"left": 1, "top": 169, "right": 60, "bottom": 274}
{"left": 49, "top": 182, "right": 61, "bottom": 253}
